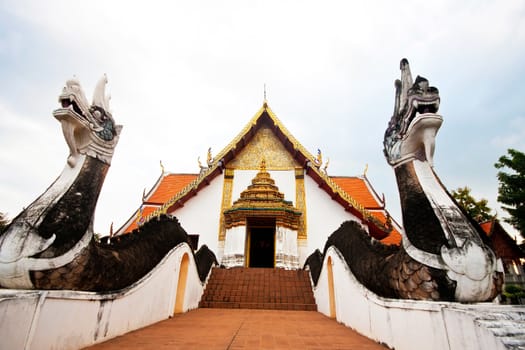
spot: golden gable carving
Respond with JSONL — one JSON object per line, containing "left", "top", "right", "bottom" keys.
{"left": 226, "top": 125, "right": 300, "bottom": 170}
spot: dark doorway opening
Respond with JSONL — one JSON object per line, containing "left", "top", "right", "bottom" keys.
{"left": 247, "top": 218, "right": 275, "bottom": 268}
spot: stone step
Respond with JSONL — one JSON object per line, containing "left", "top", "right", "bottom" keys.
{"left": 473, "top": 309, "right": 525, "bottom": 349}
{"left": 199, "top": 267, "right": 317, "bottom": 311}
{"left": 477, "top": 319, "right": 525, "bottom": 337}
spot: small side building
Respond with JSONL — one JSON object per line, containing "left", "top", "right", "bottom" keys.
{"left": 480, "top": 219, "right": 525, "bottom": 289}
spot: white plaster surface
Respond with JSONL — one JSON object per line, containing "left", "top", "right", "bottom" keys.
{"left": 0, "top": 243, "right": 208, "bottom": 350}
{"left": 172, "top": 173, "right": 224, "bottom": 254}
{"left": 303, "top": 175, "right": 361, "bottom": 265}
{"left": 222, "top": 225, "right": 246, "bottom": 267}
{"left": 275, "top": 226, "right": 299, "bottom": 269}
{"left": 312, "top": 246, "right": 525, "bottom": 350}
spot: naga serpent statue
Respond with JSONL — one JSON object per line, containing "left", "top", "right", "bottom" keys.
{"left": 307, "top": 59, "right": 503, "bottom": 302}
{"left": 0, "top": 76, "right": 215, "bottom": 291}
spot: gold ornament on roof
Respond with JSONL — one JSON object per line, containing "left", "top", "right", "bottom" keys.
{"left": 227, "top": 125, "right": 300, "bottom": 170}
{"left": 198, "top": 156, "right": 207, "bottom": 172}
{"left": 323, "top": 157, "right": 330, "bottom": 174}
{"left": 223, "top": 164, "right": 301, "bottom": 230}
{"left": 314, "top": 149, "right": 323, "bottom": 167}
{"left": 260, "top": 158, "right": 267, "bottom": 172}
{"left": 207, "top": 147, "right": 213, "bottom": 167}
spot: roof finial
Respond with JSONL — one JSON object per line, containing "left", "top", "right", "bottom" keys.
{"left": 207, "top": 147, "right": 213, "bottom": 167}
{"left": 323, "top": 157, "right": 330, "bottom": 174}
{"left": 263, "top": 83, "right": 268, "bottom": 108}
{"left": 314, "top": 149, "right": 323, "bottom": 167}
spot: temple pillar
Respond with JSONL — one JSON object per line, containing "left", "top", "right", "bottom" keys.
{"left": 221, "top": 225, "right": 246, "bottom": 268}
{"left": 275, "top": 226, "right": 299, "bottom": 269}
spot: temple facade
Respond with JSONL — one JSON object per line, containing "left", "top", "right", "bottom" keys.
{"left": 117, "top": 102, "right": 402, "bottom": 268}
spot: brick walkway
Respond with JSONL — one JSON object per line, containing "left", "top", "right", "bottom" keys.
{"left": 84, "top": 308, "right": 387, "bottom": 350}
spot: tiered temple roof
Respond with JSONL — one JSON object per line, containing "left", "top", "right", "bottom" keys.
{"left": 117, "top": 102, "right": 402, "bottom": 244}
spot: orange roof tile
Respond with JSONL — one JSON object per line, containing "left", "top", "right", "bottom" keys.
{"left": 147, "top": 174, "right": 198, "bottom": 204}
{"left": 331, "top": 177, "right": 382, "bottom": 209}
{"left": 368, "top": 210, "right": 388, "bottom": 224}
{"left": 119, "top": 173, "right": 198, "bottom": 234}
{"left": 331, "top": 176, "right": 403, "bottom": 242}
{"left": 380, "top": 228, "right": 402, "bottom": 245}
{"left": 124, "top": 206, "right": 158, "bottom": 233}
{"left": 479, "top": 221, "right": 493, "bottom": 236}
{"left": 367, "top": 210, "right": 402, "bottom": 245}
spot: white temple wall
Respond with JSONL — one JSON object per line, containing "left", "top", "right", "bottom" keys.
{"left": 0, "top": 243, "right": 207, "bottom": 350}
{"left": 171, "top": 174, "right": 224, "bottom": 254}
{"left": 275, "top": 227, "right": 299, "bottom": 269}
{"left": 303, "top": 175, "right": 362, "bottom": 265}
{"left": 173, "top": 170, "right": 296, "bottom": 261}
{"left": 223, "top": 225, "right": 247, "bottom": 267}
{"left": 171, "top": 169, "right": 365, "bottom": 268}
{"left": 313, "top": 246, "right": 512, "bottom": 350}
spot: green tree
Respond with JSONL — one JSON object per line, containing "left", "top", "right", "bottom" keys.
{"left": 495, "top": 148, "right": 525, "bottom": 238}
{"left": 0, "top": 212, "right": 10, "bottom": 233}
{"left": 451, "top": 186, "right": 493, "bottom": 222}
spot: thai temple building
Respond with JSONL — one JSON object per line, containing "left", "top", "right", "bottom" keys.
{"left": 3, "top": 64, "right": 525, "bottom": 350}
{"left": 116, "top": 101, "right": 402, "bottom": 268}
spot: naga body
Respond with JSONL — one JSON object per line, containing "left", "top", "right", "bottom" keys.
{"left": 0, "top": 77, "right": 214, "bottom": 291}
{"left": 0, "top": 65, "right": 502, "bottom": 302}
{"left": 308, "top": 59, "right": 503, "bottom": 302}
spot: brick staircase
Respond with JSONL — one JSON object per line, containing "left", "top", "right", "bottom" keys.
{"left": 199, "top": 267, "right": 317, "bottom": 311}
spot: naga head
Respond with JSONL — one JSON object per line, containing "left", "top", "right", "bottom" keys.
{"left": 384, "top": 59, "right": 442, "bottom": 167}
{"left": 53, "top": 75, "right": 122, "bottom": 167}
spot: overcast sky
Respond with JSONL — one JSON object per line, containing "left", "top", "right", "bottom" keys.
{"left": 1, "top": 1, "right": 524, "bottom": 239}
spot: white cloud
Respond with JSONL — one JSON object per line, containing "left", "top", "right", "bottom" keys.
{"left": 1, "top": 0, "right": 525, "bottom": 235}
{"left": 0, "top": 100, "right": 64, "bottom": 217}
{"left": 490, "top": 117, "right": 525, "bottom": 150}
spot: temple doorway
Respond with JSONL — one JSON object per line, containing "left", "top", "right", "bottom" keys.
{"left": 247, "top": 218, "right": 275, "bottom": 268}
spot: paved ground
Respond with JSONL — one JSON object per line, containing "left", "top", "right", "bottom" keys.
{"left": 84, "top": 308, "right": 387, "bottom": 350}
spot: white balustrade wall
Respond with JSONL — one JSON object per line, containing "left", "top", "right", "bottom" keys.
{"left": 312, "top": 246, "right": 523, "bottom": 350}
{"left": 0, "top": 243, "right": 208, "bottom": 350}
